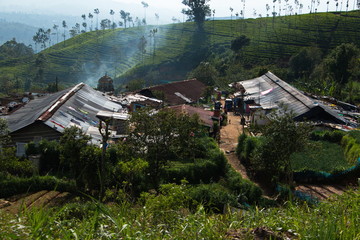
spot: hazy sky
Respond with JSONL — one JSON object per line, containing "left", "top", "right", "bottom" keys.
{"left": 1, "top": 0, "right": 359, "bottom": 25}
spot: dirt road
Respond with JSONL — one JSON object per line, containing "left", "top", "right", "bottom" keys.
{"left": 219, "top": 113, "right": 250, "bottom": 180}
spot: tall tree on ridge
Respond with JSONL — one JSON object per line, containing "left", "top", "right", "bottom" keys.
{"left": 62, "top": 20, "right": 67, "bottom": 46}
{"left": 110, "top": 9, "right": 115, "bottom": 28}
{"left": 88, "top": 13, "right": 94, "bottom": 31}
{"left": 53, "top": 24, "right": 59, "bottom": 44}
{"left": 94, "top": 8, "right": 100, "bottom": 30}
{"left": 141, "top": 1, "right": 149, "bottom": 25}
{"left": 181, "top": 0, "right": 211, "bottom": 30}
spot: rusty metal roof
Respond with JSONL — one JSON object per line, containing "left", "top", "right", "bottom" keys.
{"left": 168, "top": 104, "right": 214, "bottom": 127}
{"left": 138, "top": 79, "right": 206, "bottom": 105}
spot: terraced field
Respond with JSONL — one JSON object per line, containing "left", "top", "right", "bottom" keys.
{"left": 1, "top": 10, "right": 360, "bottom": 87}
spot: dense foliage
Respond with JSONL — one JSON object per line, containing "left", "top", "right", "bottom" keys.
{"left": 0, "top": 188, "right": 358, "bottom": 239}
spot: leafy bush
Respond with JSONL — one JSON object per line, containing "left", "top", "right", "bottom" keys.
{"left": 341, "top": 135, "right": 360, "bottom": 164}
{"left": 225, "top": 168, "right": 262, "bottom": 204}
{"left": 235, "top": 133, "right": 247, "bottom": 158}
{"left": 188, "top": 183, "right": 238, "bottom": 212}
{"left": 310, "top": 130, "right": 345, "bottom": 143}
{"left": 0, "top": 147, "right": 34, "bottom": 177}
{"left": 38, "top": 140, "right": 61, "bottom": 174}
{"left": 139, "top": 182, "right": 191, "bottom": 224}
{"left": 0, "top": 175, "right": 76, "bottom": 198}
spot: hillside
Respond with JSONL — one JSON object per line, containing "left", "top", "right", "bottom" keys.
{"left": 1, "top": 10, "right": 360, "bottom": 89}
{"left": 0, "top": 20, "right": 37, "bottom": 46}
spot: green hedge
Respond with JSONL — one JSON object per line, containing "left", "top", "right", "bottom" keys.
{"left": 310, "top": 130, "right": 345, "bottom": 143}
{"left": 341, "top": 134, "right": 360, "bottom": 164}
{"left": 188, "top": 183, "right": 238, "bottom": 212}
{"left": 0, "top": 176, "right": 76, "bottom": 198}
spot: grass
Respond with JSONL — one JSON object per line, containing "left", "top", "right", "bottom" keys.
{"left": 290, "top": 140, "right": 352, "bottom": 173}
{"left": 1, "top": 10, "right": 360, "bottom": 88}
{"left": 0, "top": 188, "right": 358, "bottom": 239}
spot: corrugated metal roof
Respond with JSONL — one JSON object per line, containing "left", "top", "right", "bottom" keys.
{"left": 168, "top": 104, "right": 214, "bottom": 127}
{"left": 138, "top": 79, "right": 206, "bottom": 105}
{"left": 4, "top": 89, "right": 68, "bottom": 132}
{"left": 235, "top": 72, "right": 346, "bottom": 124}
{"left": 4, "top": 83, "right": 123, "bottom": 142}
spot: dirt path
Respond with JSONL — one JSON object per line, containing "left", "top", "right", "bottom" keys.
{"left": 0, "top": 191, "right": 73, "bottom": 214}
{"left": 219, "top": 113, "right": 250, "bottom": 180}
{"left": 219, "top": 111, "right": 349, "bottom": 200}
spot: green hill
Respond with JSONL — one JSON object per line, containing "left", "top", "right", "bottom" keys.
{"left": 1, "top": 10, "right": 360, "bottom": 90}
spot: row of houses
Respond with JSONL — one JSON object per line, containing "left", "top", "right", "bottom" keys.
{"left": 2, "top": 78, "right": 216, "bottom": 156}
{"left": 2, "top": 72, "right": 358, "bottom": 156}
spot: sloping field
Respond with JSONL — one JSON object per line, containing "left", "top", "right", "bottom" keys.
{"left": 1, "top": 10, "right": 360, "bottom": 86}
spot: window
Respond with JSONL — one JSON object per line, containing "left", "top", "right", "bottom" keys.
{"left": 16, "top": 142, "right": 26, "bottom": 156}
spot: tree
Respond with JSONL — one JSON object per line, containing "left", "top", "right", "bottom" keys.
{"left": 62, "top": 20, "right": 67, "bottom": 45}
{"left": 110, "top": 9, "right": 115, "bottom": 27}
{"left": 0, "top": 118, "right": 9, "bottom": 148}
{"left": 100, "top": 19, "right": 111, "bottom": 30}
{"left": 182, "top": 0, "right": 211, "bottom": 29}
{"left": 230, "top": 35, "right": 250, "bottom": 57}
{"left": 149, "top": 28, "right": 157, "bottom": 63}
{"left": 120, "top": 10, "right": 130, "bottom": 28}
{"left": 289, "top": 46, "right": 322, "bottom": 79}
{"left": 141, "top": 1, "right": 149, "bottom": 25}
{"left": 251, "top": 112, "right": 311, "bottom": 186}
{"left": 321, "top": 43, "right": 360, "bottom": 96}
{"left": 88, "top": 13, "right": 94, "bottom": 31}
{"left": 138, "top": 35, "right": 147, "bottom": 64}
{"left": 94, "top": 8, "right": 100, "bottom": 30}
{"left": 59, "top": 126, "right": 91, "bottom": 189}
{"left": 188, "top": 61, "right": 218, "bottom": 86}
{"left": 125, "top": 109, "right": 203, "bottom": 188}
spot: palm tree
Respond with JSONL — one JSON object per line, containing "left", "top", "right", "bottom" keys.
{"left": 94, "top": 8, "right": 100, "bottom": 30}
{"left": 155, "top": 13, "right": 159, "bottom": 26}
{"left": 141, "top": 2, "right": 149, "bottom": 25}
{"left": 62, "top": 20, "right": 67, "bottom": 45}
{"left": 53, "top": 24, "right": 59, "bottom": 44}
{"left": 120, "top": 10, "right": 130, "bottom": 28}
{"left": 81, "top": 14, "right": 87, "bottom": 32}
{"left": 110, "top": 9, "right": 115, "bottom": 28}
{"left": 88, "top": 13, "right": 94, "bottom": 31}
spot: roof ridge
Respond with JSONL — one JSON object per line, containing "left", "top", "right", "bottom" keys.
{"left": 264, "top": 72, "right": 312, "bottom": 110}
{"left": 144, "top": 78, "right": 198, "bottom": 90}
{"left": 37, "top": 83, "right": 85, "bottom": 122}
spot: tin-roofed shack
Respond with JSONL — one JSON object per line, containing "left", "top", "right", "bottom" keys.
{"left": 230, "top": 71, "right": 348, "bottom": 127}
{"left": 2, "top": 83, "right": 124, "bottom": 156}
{"left": 97, "top": 74, "right": 114, "bottom": 93}
{"left": 137, "top": 79, "right": 206, "bottom": 106}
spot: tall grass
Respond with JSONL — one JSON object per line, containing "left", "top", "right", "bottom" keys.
{"left": 0, "top": 189, "right": 358, "bottom": 239}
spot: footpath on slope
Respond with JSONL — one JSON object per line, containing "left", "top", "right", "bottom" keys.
{"left": 219, "top": 113, "right": 250, "bottom": 180}
{"left": 218, "top": 111, "right": 349, "bottom": 199}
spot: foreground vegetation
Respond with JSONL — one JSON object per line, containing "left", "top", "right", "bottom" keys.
{"left": 0, "top": 188, "right": 358, "bottom": 239}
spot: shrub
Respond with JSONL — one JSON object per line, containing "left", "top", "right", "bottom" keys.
{"left": 0, "top": 175, "right": 76, "bottom": 198}
{"left": 38, "top": 140, "right": 61, "bottom": 174}
{"left": 0, "top": 147, "right": 34, "bottom": 177}
{"left": 25, "top": 141, "right": 39, "bottom": 155}
{"left": 341, "top": 135, "right": 360, "bottom": 164}
{"left": 310, "top": 130, "right": 345, "bottom": 143}
{"left": 225, "top": 168, "right": 262, "bottom": 204}
{"left": 236, "top": 133, "right": 247, "bottom": 158}
{"left": 188, "top": 183, "right": 238, "bottom": 212}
